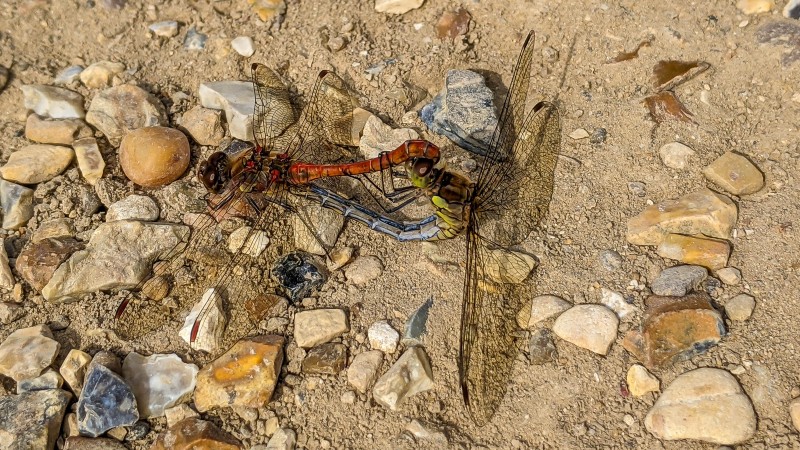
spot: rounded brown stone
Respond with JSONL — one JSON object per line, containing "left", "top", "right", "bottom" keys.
{"left": 119, "top": 127, "right": 190, "bottom": 188}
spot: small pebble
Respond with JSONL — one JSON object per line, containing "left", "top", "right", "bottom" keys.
{"left": 790, "top": 397, "right": 800, "bottom": 432}
{"left": 231, "top": 36, "right": 256, "bottom": 57}
{"left": 301, "top": 343, "right": 347, "bottom": 374}
{"left": 716, "top": 267, "right": 742, "bottom": 285}
{"left": 590, "top": 127, "right": 607, "bottom": 144}
{"left": 527, "top": 329, "right": 557, "bottom": 364}
{"left": 119, "top": 127, "right": 190, "bottom": 188}
{"left": 106, "top": 195, "right": 160, "bottom": 222}
{"left": 163, "top": 404, "right": 199, "bottom": 428}
{"left": 626, "top": 364, "right": 660, "bottom": 396}
{"left": 327, "top": 36, "right": 346, "bottom": 52}
{"left": 737, "top": 0, "right": 775, "bottom": 14}
{"left": 0, "top": 302, "right": 24, "bottom": 325}
{"left": 179, "top": 106, "right": 225, "bottom": 146}
{"left": 598, "top": 250, "right": 623, "bottom": 271}
{"left": 374, "top": 0, "right": 424, "bottom": 14}
{"left": 293, "top": 309, "right": 349, "bottom": 348}
{"left": 80, "top": 61, "right": 125, "bottom": 89}
{"left": 0, "top": 180, "right": 34, "bottom": 229}
{"left": 725, "top": 294, "right": 755, "bottom": 321}
{"left": 73, "top": 137, "right": 105, "bottom": 186}
{"left": 184, "top": 27, "right": 207, "bottom": 50}
{"left": 340, "top": 391, "right": 356, "bottom": 404}
{"left": 368, "top": 321, "right": 400, "bottom": 354}
{"left": 552, "top": 304, "right": 618, "bottom": 355}
{"left": 517, "top": 295, "right": 571, "bottom": 328}
{"left": 702, "top": 152, "right": 765, "bottom": 195}
{"left": 54, "top": 66, "right": 83, "bottom": 85}
{"left": 569, "top": 128, "right": 590, "bottom": 140}
{"left": 600, "top": 288, "right": 637, "bottom": 319}
{"left": 658, "top": 142, "right": 695, "bottom": 170}
{"left": 148, "top": 21, "right": 179, "bottom": 38}
{"left": 650, "top": 265, "right": 708, "bottom": 296}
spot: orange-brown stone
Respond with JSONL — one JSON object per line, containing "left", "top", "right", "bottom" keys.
{"left": 656, "top": 233, "right": 731, "bottom": 270}
{"left": 642, "top": 292, "right": 725, "bottom": 367}
{"left": 119, "top": 126, "right": 190, "bottom": 188}
{"left": 193, "top": 335, "right": 284, "bottom": 412}
{"left": 150, "top": 418, "right": 242, "bottom": 450}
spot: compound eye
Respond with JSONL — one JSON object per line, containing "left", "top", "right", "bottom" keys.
{"left": 198, "top": 152, "right": 230, "bottom": 193}
{"left": 412, "top": 158, "right": 434, "bottom": 177}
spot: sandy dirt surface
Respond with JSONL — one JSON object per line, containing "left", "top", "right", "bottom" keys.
{"left": 1, "top": 0, "right": 800, "bottom": 449}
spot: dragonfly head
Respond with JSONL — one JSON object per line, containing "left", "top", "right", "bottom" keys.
{"left": 198, "top": 151, "right": 232, "bottom": 194}
{"left": 405, "top": 157, "right": 438, "bottom": 189}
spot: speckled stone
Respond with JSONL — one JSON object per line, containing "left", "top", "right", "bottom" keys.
{"left": 0, "top": 389, "right": 71, "bottom": 450}
{"left": 650, "top": 265, "right": 708, "bottom": 296}
{"left": 368, "top": 320, "right": 400, "bottom": 354}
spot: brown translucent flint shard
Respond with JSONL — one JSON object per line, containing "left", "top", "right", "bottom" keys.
{"left": 652, "top": 60, "right": 710, "bottom": 92}
{"left": 643, "top": 91, "right": 695, "bottom": 124}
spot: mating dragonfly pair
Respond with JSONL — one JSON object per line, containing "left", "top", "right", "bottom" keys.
{"left": 114, "top": 30, "right": 560, "bottom": 425}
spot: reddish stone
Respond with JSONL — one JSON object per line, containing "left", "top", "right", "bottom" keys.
{"left": 150, "top": 418, "right": 242, "bottom": 450}
{"left": 642, "top": 292, "right": 725, "bottom": 367}
{"left": 15, "top": 237, "right": 83, "bottom": 291}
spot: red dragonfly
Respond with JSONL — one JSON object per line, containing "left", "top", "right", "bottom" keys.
{"left": 113, "top": 64, "right": 439, "bottom": 360}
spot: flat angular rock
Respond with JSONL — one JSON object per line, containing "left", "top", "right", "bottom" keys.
{"left": 149, "top": 21, "right": 179, "bottom": 38}
{"left": 0, "top": 179, "right": 33, "bottom": 229}
{"left": 21, "top": 84, "right": 85, "bottom": 119}
{"left": 359, "top": 114, "right": 418, "bottom": 159}
{"left": 178, "top": 288, "right": 226, "bottom": 353}
{"left": 164, "top": 404, "right": 200, "bottom": 428}
{"left": 106, "top": 195, "right": 159, "bottom": 222}
{"left": 294, "top": 308, "right": 349, "bottom": 348}
{"left": 73, "top": 137, "right": 105, "bottom": 185}
{"left": 263, "top": 428, "right": 296, "bottom": 450}
{"left": 55, "top": 66, "right": 84, "bottom": 85}
{"left": 60, "top": 349, "right": 92, "bottom": 396}
{"left": 0, "top": 144, "right": 74, "bottom": 184}
{"left": 178, "top": 105, "right": 225, "bottom": 146}
{"left": 200, "top": 80, "right": 291, "bottom": 142}
{"left": 421, "top": 70, "right": 498, "bottom": 155}
{"left": 600, "top": 288, "right": 637, "bottom": 319}
{"left": 627, "top": 364, "right": 660, "bottom": 396}
{"left": 626, "top": 189, "right": 738, "bottom": 246}
{"left": 642, "top": 292, "right": 725, "bottom": 367}
{"left": 650, "top": 265, "right": 708, "bottom": 296}
{"left": 42, "top": 220, "right": 189, "bottom": 302}
{"left": 658, "top": 142, "right": 695, "bottom": 170}
{"left": 17, "top": 368, "right": 64, "bottom": 393}
{"left": 77, "top": 363, "right": 139, "bottom": 437}
{"left": 368, "top": 320, "right": 400, "bottom": 354}
{"left": 645, "top": 368, "right": 756, "bottom": 444}
{"left": 373, "top": 346, "right": 434, "bottom": 410}
{"left": 347, "top": 350, "right": 383, "bottom": 394}
{"left": 403, "top": 297, "right": 432, "bottom": 345}
{"left": 15, "top": 237, "right": 84, "bottom": 291}
{"left": 119, "top": 126, "right": 190, "bottom": 188}
{"left": 375, "top": 0, "right": 425, "bottom": 14}
{"left": 553, "top": 304, "right": 618, "bottom": 355}
{"left": 703, "top": 152, "right": 764, "bottom": 195}
{"left": 517, "top": 295, "right": 571, "bottom": 328}
{"left": 122, "top": 352, "right": 199, "bottom": 418}
{"left": 0, "top": 389, "right": 71, "bottom": 450}
{"left": 25, "top": 114, "right": 91, "bottom": 145}
{"left": 151, "top": 417, "right": 242, "bottom": 450}
{"left": 86, "top": 84, "right": 168, "bottom": 146}
{"left": 302, "top": 343, "right": 347, "bottom": 374}
{"left": 0, "top": 324, "right": 60, "bottom": 382}
{"left": 194, "top": 335, "right": 284, "bottom": 412}
{"left": 656, "top": 233, "right": 730, "bottom": 270}
{"left": 80, "top": 61, "right": 125, "bottom": 89}
{"left": 716, "top": 267, "right": 742, "bottom": 285}
{"left": 725, "top": 294, "right": 756, "bottom": 321}
{"left": 0, "top": 302, "right": 25, "bottom": 325}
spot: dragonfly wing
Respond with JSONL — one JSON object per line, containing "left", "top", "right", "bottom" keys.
{"left": 460, "top": 230, "right": 531, "bottom": 425}
{"left": 252, "top": 63, "right": 296, "bottom": 148}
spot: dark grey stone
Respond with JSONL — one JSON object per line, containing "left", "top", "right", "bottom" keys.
{"left": 528, "top": 329, "right": 557, "bottom": 365}
{"left": 421, "top": 70, "right": 498, "bottom": 155}
{"left": 76, "top": 364, "right": 139, "bottom": 437}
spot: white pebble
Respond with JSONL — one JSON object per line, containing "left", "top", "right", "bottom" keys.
{"left": 231, "top": 36, "right": 256, "bottom": 57}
